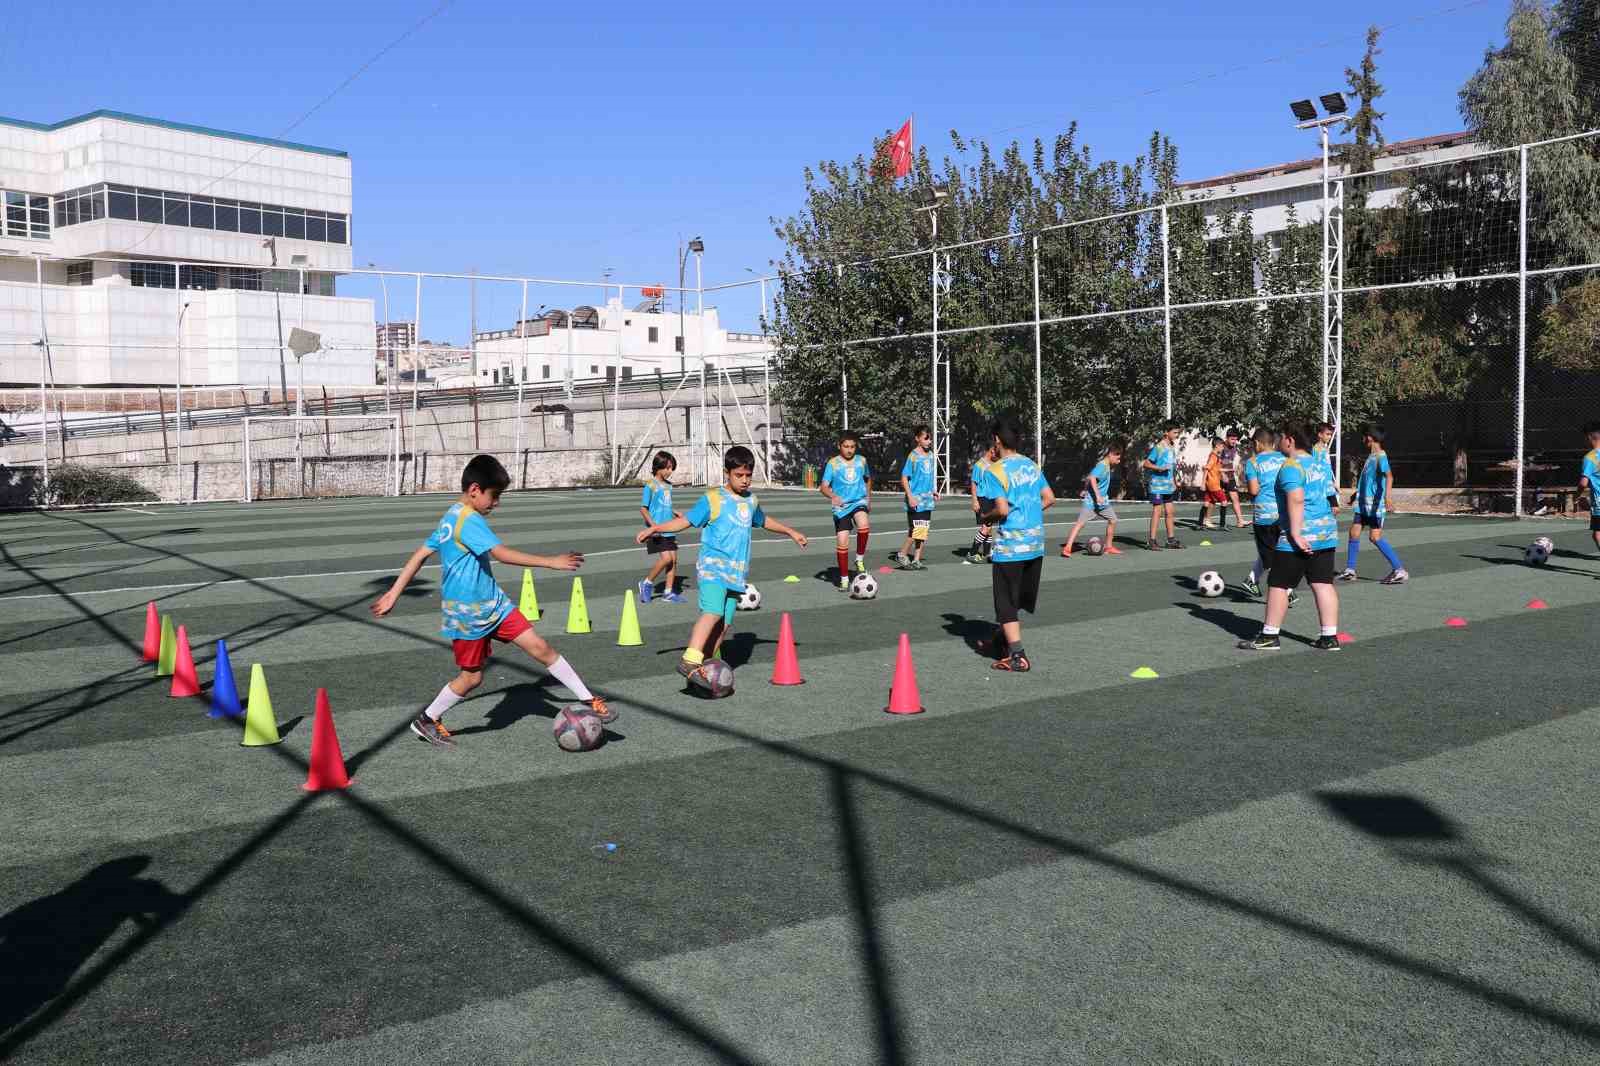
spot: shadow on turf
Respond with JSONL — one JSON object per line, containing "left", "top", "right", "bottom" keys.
{"left": 1461, "top": 553, "right": 1596, "bottom": 580}
{"left": 452, "top": 683, "right": 565, "bottom": 737}
{"left": 939, "top": 612, "right": 996, "bottom": 658}
{"left": 1171, "top": 574, "right": 1257, "bottom": 604}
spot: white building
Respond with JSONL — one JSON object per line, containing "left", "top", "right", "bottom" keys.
{"left": 0, "top": 109, "right": 373, "bottom": 386}
{"left": 458, "top": 297, "right": 771, "bottom": 389}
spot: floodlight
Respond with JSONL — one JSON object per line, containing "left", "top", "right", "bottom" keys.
{"left": 920, "top": 183, "right": 949, "bottom": 207}
{"left": 287, "top": 327, "right": 322, "bottom": 358}
{"left": 1320, "top": 92, "right": 1348, "bottom": 115}
{"left": 688, "top": 238, "right": 705, "bottom": 253}
{"left": 1290, "top": 99, "right": 1317, "bottom": 122}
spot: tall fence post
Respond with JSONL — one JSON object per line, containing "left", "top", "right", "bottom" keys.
{"left": 1160, "top": 205, "right": 1173, "bottom": 419}
{"left": 411, "top": 272, "right": 423, "bottom": 493}
{"left": 34, "top": 254, "right": 50, "bottom": 497}
{"left": 613, "top": 283, "right": 624, "bottom": 483}
{"left": 1515, "top": 145, "right": 1528, "bottom": 518}
{"left": 1031, "top": 234, "right": 1043, "bottom": 465}
{"left": 515, "top": 279, "right": 527, "bottom": 487}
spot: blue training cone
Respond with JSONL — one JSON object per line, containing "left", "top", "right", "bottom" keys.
{"left": 208, "top": 639, "right": 243, "bottom": 719}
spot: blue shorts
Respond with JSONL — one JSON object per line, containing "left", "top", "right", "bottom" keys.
{"left": 1149, "top": 492, "right": 1175, "bottom": 506}
{"left": 697, "top": 582, "right": 739, "bottom": 626}
{"left": 1353, "top": 511, "right": 1383, "bottom": 530}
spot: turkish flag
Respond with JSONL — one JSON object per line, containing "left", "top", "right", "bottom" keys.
{"left": 889, "top": 118, "right": 913, "bottom": 178}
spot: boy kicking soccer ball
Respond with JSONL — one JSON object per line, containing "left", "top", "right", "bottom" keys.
{"left": 638, "top": 445, "right": 807, "bottom": 687}
{"left": 893, "top": 424, "right": 937, "bottom": 570}
{"left": 1061, "top": 441, "right": 1122, "bottom": 557}
{"left": 638, "top": 450, "right": 686, "bottom": 603}
{"left": 820, "top": 430, "right": 872, "bottom": 591}
{"left": 371, "top": 454, "right": 613, "bottom": 748}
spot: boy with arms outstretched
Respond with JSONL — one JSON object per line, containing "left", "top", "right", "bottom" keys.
{"left": 639, "top": 445, "right": 807, "bottom": 686}
{"left": 638, "top": 450, "right": 686, "bottom": 603}
{"left": 1143, "top": 421, "right": 1185, "bottom": 550}
{"left": 820, "top": 431, "right": 872, "bottom": 591}
{"left": 1338, "top": 425, "right": 1409, "bottom": 585}
{"left": 372, "top": 454, "right": 613, "bottom": 748}
{"left": 1061, "top": 442, "right": 1123, "bottom": 557}
{"left": 893, "top": 424, "right": 937, "bottom": 570}
{"left": 978, "top": 416, "right": 1057, "bottom": 672}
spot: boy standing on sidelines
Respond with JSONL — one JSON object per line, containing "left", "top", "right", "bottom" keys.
{"left": 1238, "top": 424, "right": 1340, "bottom": 652}
{"left": 1143, "top": 421, "right": 1185, "bottom": 551}
{"left": 1582, "top": 422, "right": 1600, "bottom": 554}
{"left": 966, "top": 442, "right": 1000, "bottom": 564}
{"left": 1239, "top": 428, "right": 1295, "bottom": 608}
{"left": 1219, "top": 428, "right": 1248, "bottom": 530}
{"left": 638, "top": 446, "right": 807, "bottom": 686}
{"left": 1061, "top": 442, "right": 1123, "bottom": 557}
{"left": 978, "top": 416, "right": 1056, "bottom": 672}
{"left": 820, "top": 431, "right": 872, "bottom": 591}
{"left": 1339, "top": 425, "right": 1410, "bottom": 585}
{"left": 893, "top": 424, "right": 937, "bottom": 570}
{"left": 1197, "top": 437, "right": 1227, "bottom": 531}
{"left": 638, "top": 450, "right": 686, "bottom": 603}
{"left": 371, "top": 454, "right": 613, "bottom": 748}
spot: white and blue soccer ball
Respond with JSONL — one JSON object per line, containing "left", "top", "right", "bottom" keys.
{"left": 690, "top": 659, "right": 736, "bottom": 698}
{"left": 1197, "top": 570, "right": 1226, "bottom": 597}
{"left": 552, "top": 706, "right": 605, "bottom": 752}
{"left": 1525, "top": 541, "right": 1551, "bottom": 566}
{"left": 737, "top": 584, "right": 762, "bottom": 611}
{"left": 849, "top": 572, "right": 879, "bottom": 600}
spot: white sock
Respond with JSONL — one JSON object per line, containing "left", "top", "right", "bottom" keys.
{"left": 1248, "top": 559, "right": 1263, "bottom": 583}
{"left": 546, "top": 655, "right": 593, "bottom": 701}
{"left": 1262, "top": 624, "right": 1281, "bottom": 636}
{"left": 1320, "top": 625, "right": 1338, "bottom": 637}
{"left": 425, "top": 684, "right": 464, "bottom": 721}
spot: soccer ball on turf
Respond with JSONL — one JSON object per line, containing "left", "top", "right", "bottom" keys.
{"left": 1197, "top": 570, "right": 1226, "bottom": 597}
{"left": 1524, "top": 542, "right": 1551, "bottom": 566}
{"left": 738, "top": 584, "right": 762, "bottom": 611}
{"left": 1534, "top": 535, "right": 1554, "bottom": 553}
{"left": 552, "top": 706, "right": 605, "bottom": 752}
{"left": 849, "top": 573, "right": 879, "bottom": 600}
{"left": 1086, "top": 536, "right": 1105, "bottom": 556}
{"left": 690, "top": 659, "right": 736, "bottom": 698}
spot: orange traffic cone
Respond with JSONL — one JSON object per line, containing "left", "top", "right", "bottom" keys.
{"left": 169, "top": 625, "right": 201, "bottom": 698}
{"left": 141, "top": 601, "right": 160, "bottom": 662}
{"left": 1526, "top": 599, "right": 1548, "bottom": 610}
{"left": 884, "top": 633, "right": 924, "bottom": 715}
{"left": 770, "top": 612, "right": 804, "bottom": 686}
{"left": 302, "top": 689, "right": 352, "bottom": 792}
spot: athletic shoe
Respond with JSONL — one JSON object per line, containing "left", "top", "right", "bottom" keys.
{"left": 838, "top": 575, "right": 851, "bottom": 592}
{"left": 1166, "top": 538, "right": 1186, "bottom": 550}
{"left": 676, "top": 657, "right": 698, "bottom": 679}
{"left": 991, "top": 652, "right": 1032, "bottom": 672}
{"left": 896, "top": 558, "right": 918, "bottom": 570}
{"left": 888, "top": 551, "right": 907, "bottom": 566}
{"left": 410, "top": 713, "right": 456, "bottom": 748}
{"left": 585, "top": 696, "right": 617, "bottom": 725}
{"left": 1060, "top": 545, "right": 1074, "bottom": 558}
{"left": 856, "top": 557, "right": 867, "bottom": 574}
{"left": 637, "top": 579, "right": 653, "bottom": 604}
{"left": 662, "top": 591, "right": 687, "bottom": 603}
{"left": 1287, "top": 589, "right": 1300, "bottom": 609}
{"left": 962, "top": 554, "right": 977, "bottom": 565}
{"left": 1379, "top": 568, "right": 1410, "bottom": 585}
{"left": 1242, "top": 576, "right": 1262, "bottom": 598}
{"left": 908, "top": 559, "right": 927, "bottom": 571}
{"left": 1202, "top": 520, "right": 1219, "bottom": 530}
{"left": 1312, "top": 635, "right": 1343, "bottom": 652}
{"left": 1237, "top": 632, "right": 1281, "bottom": 651}
{"left": 1103, "top": 545, "right": 1124, "bottom": 555}
{"left": 1145, "top": 539, "right": 1162, "bottom": 551}
{"left": 1336, "top": 568, "right": 1358, "bottom": 582}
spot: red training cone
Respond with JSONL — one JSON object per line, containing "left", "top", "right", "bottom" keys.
{"left": 1336, "top": 632, "right": 1354, "bottom": 644}
{"left": 1526, "top": 599, "right": 1548, "bottom": 610}
{"left": 141, "top": 602, "right": 160, "bottom": 662}
{"left": 169, "top": 625, "right": 201, "bottom": 698}
{"left": 1445, "top": 616, "right": 1468, "bottom": 628}
{"left": 770, "top": 612, "right": 804, "bottom": 686}
{"left": 884, "top": 633, "right": 925, "bottom": 715}
{"left": 302, "top": 688, "right": 352, "bottom": 792}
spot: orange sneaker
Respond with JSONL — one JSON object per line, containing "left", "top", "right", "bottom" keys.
{"left": 586, "top": 696, "right": 618, "bottom": 726}
{"left": 1060, "top": 545, "right": 1073, "bottom": 558}
{"left": 1104, "top": 546, "right": 1124, "bottom": 555}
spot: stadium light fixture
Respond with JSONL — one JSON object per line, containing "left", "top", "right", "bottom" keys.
{"left": 1320, "top": 92, "right": 1349, "bottom": 115}
{"left": 687, "top": 238, "right": 705, "bottom": 254}
{"left": 1290, "top": 99, "right": 1317, "bottom": 123}
{"left": 919, "top": 183, "right": 949, "bottom": 208}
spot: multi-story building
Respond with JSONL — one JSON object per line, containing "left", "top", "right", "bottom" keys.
{"left": 0, "top": 109, "right": 374, "bottom": 386}
{"left": 375, "top": 321, "right": 415, "bottom": 380}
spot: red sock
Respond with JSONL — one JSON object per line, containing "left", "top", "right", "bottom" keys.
{"left": 856, "top": 529, "right": 869, "bottom": 556}
{"left": 836, "top": 547, "right": 849, "bottom": 576}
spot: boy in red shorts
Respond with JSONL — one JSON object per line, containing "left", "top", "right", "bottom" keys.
{"left": 370, "top": 454, "right": 612, "bottom": 747}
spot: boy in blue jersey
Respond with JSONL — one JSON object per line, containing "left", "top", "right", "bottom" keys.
{"left": 1582, "top": 421, "right": 1600, "bottom": 554}
{"left": 1142, "top": 421, "right": 1185, "bottom": 550}
{"left": 638, "top": 451, "right": 686, "bottom": 604}
{"left": 893, "top": 424, "right": 937, "bottom": 570}
{"left": 1241, "top": 428, "right": 1283, "bottom": 600}
{"left": 638, "top": 445, "right": 807, "bottom": 687}
{"left": 1338, "top": 425, "right": 1409, "bottom": 585}
{"left": 1061, "top": 441, "right": 1123, "bottom": 557}
{"left": 1314, "top": 422, "right": 1341, "bottom": 517}
{"left": 1239, "top": 424, "right": 1341, "bottom": 652}
{"left": 820, "top": 431, "right": 872, "bottom": 591}
{"left": 978, "top": 416, "right": 1057, "bottom": 672}
{"left": 372, "top": 454, "right": 613, "bottom": 748}
{"left": 965, "top": 442, "right": 1000, "bottom": 564}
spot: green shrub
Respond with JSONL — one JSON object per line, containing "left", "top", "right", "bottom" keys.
{"left": 36, "top": 464, "right": 160, "bottom": 507}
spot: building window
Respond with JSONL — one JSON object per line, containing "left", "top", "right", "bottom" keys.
{"left": 649, "top": 326, "right": 659, "bottom": 343}
{"left": 542, "top": 365, "right": 550, "bottom": 379}
{"left": 3, "top": 190, "right": 50, "bottom": 240}
{"left": 57, "top": 181, "right": 354, "bottom": 245}
{"left": 675, "top": 335, "right": 684, "bottom": 353}
{"left": 521, "top": 365, "right": 528, "bottom": 382}
{"left": 606, "top": 366, "right": 616, "bottom": 382}
{"left": 130, "top": 262, "right": 177, "bottom": 289}
{"left": 589, "top": 365, "right": 598, "bottom": 375}
{"left": 180, "top": 265, "right": 220, "bottom": 291}
{"left": 622, "top": 367, "right": 632, "bottom": 381}
{"left": 492, "top": 368, "right": 501, "bottom": 384}
{"left": 66, "top": 261, "right": 94, "bottom": 286}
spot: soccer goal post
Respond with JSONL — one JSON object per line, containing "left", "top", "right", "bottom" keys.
{"left": 241, "top": 415, "right": 402, "bottom": 502}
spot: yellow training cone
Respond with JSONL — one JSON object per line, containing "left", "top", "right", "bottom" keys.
{"left": 241, "top": 664, "right": 283, "bottom": 746}
{"left": 566, "top": 577, "right": 591, "bottom": 634}
{"left": 617, "top": 591, "right": 643, "bottom": 647}
{"left": 155, "top": 615, "right": 177, "bottom": 677}
{"left": 519, "top": 568, "right": 540, "bottom": 620}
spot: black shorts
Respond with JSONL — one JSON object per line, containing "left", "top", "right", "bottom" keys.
{"left": 833, "top": 504, "right": 869, "bottom": 533}
{"left": 1252, "top": 522, "right": 1280, "bottom": 561}
{"left": 1268, "top": 547, "right": 1337, "bottom": 589}
{"left": 975, "top": 498, "right": 996, "bottom": 526}
{"left": 992, "top": 557, "right": 1043, "bottom": 624}
{"left": 905, "top": 509, "right": 931, "bottom": 534}
{"left": 1326, "top": 495, "right": 1340, "bottom": 510}
{"left": 1353, "top": 511, "right": 1382, "bottom": 530}
{"left": 1590, "top": 515, "right": 1600, "bottom": 532}
{"left": 644, "top": 534, "right": 677, "bottom": 555}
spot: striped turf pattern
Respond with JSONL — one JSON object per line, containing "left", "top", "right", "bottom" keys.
{"left": 3, "top": 490, "right": 1600, "bottom": 1065}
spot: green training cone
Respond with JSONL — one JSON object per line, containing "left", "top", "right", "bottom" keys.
{"left": 520, "top": 568, "right": 540, "bottom": 620}
{"left": 617, "top": 591, "right": 643, "bottom": 647}
{"left": 155, "top": 615, "right": 177, "bottom": 677}
{"left": 241, "top": 663, "right": 283, "bottom": 746}
{"left": 1130, "top": 666, "right": 1160, "bottom": 679}
{"left": 566, "top": 577, "right": 591, "bottom": 634}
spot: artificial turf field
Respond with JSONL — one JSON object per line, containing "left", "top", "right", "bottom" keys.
{"left": 3, "top": 487, "right": 1600, "bottom": 1065}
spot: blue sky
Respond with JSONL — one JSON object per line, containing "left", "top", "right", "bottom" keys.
{"left": 2, "top": 0, "right": 1511, "bottom": 339}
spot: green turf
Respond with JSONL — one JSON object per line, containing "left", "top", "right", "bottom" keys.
{"left": 3, "top": 491, "right": 1599, "bottom": 1064}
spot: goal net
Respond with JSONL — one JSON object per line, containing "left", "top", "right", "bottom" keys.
{"left": 242, "top": 415, "right": 401, "bottom": 501}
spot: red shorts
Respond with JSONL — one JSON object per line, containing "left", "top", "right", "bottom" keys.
{"left": 452, "top": 609, "right": 533, "bottom": 670}
{"left": 1204, "top": 489, "right": 1228, "bottom": 504}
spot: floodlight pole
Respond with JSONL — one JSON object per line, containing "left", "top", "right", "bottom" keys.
{"left": 1297, "top": 109, "right": 1346, "bottom": 487}
{"left": 696, "top": 248, "right": 707, "bottom": 484}
{"left": 612, "top": 283, "right": 623, "bottom": 482}
{"left": 34, "top": 255, "right": 49, "bottom": 497}
{"left": 177, "top": 299, "right": 191, "bottom": 503}
{"left": 411, "top": 272, "right": 422, "bottom": 492}
{"left": 1515, "top": 145, "right": 1528, "bottom": 517}
{"left": 1031, "top": 234, "right": 1043, "bottom": 465}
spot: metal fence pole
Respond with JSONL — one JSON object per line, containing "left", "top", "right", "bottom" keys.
{"left": 1515, "top": 145, "right": 1528, "bottom": 518}
{"left": 1160, "top": 206, "right": 1173, "bottom": 419}
{"left": 1031, "top": 234, "right": 1043, "bottom": 465}
{"left": 613, "top": 283, "right": 624, "bottom": 482}
{"left": 412, "top": 273, "right": 422, "bottom": 492}
{"left": 515, "top": 279, "right": 527, "bottom": 486}
{"left": 34, "top": 255, "right": 49, "bottom": 497}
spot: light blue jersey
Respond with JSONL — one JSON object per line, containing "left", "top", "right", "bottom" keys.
{"left": 1275, "top": 457, "right": 1339, "bottom": 552}
{"left": 641, "top": 477, "right": 676, "bottom": 538}
{"left": 425, "top": 503, "right": 514, "bottom": 640}
{"left": 1082, "top": 459, "right": 1112, "bottom": 503}
{"left": 685, "top": 487, "right": 766, "bottom": 591}
{"left": 980, "top": 454, "right": 1051, "bottom": 562}
{"left": 1312, "top": 443, "right": 1337, "bottom": 489}
{"left": 1356, "top": 451, "right": 1392, "bottom": 519}
{"left": 1245, "top": 452, "right": 1286, "bottom": 526}
{"left": 1147, "top": 441, "right": 1176, "bottom": 496}
{"left": 1582, "top": 449, "right": 1600, "bottom": 516}
{"left": 822, "top": 454, "right": 870, "bottom": 518}
{"left": 902, "top": 449, "right": 936, "bottom": 511}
